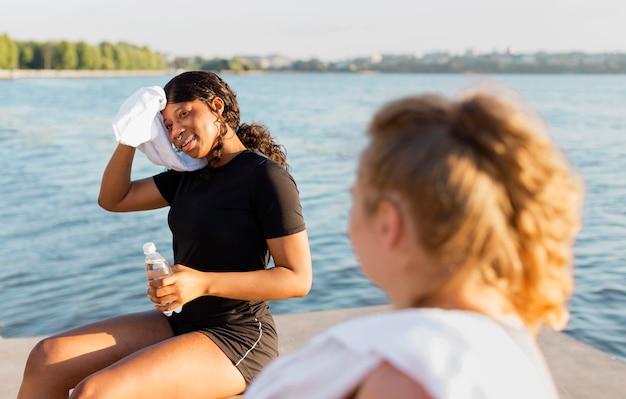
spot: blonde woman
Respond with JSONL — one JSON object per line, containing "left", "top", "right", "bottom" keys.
{"left": 246, "top": 88, "right": 583, "bottom": 398}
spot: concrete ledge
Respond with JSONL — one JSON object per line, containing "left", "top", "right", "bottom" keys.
{"left": 2, "top": 306, "right": 625, "bottom": 398}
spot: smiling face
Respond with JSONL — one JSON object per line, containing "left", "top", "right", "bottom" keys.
{"left": 162, "top": 98, "right": 223, "bottom": 159}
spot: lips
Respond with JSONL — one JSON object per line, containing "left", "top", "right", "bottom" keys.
{"left": 181, "top": 135, "right": 196, "bottom": 152}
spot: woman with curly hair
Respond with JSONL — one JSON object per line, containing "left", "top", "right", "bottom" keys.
{"left": 18, "top": 71, "right": 312, "bottom": 399}
{"left": 247, "top": 87, "right": 583, "bottom": 398}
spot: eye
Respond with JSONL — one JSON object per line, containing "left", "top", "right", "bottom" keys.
{"left": 180, "top": 110, "right": 189, "bottom": 118}
{"left": 164, "top": 123, "right": 172, "bottom": 131}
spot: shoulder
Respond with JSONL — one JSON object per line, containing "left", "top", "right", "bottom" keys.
{"left": 326, "top": 309, "right": 530, "bottom": 360}
{"left": 319, "top": 309, "right": 555, "bottom": 398}
{"left": 152, "top": 168, "right": 184, "bottom": 200}
{"left": 355, "top": 361, "right": 433, "bottom": 399}
{"left": 246, "top": 151, "right": 297, "bottom": 187}
{"left": 231, "top": 150, "right": 288, "bottom": 175}
{"left": 325, "top": 308, "right": 495, "bottom": 341}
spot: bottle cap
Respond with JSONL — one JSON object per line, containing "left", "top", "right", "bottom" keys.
{"left": 143, "top": 242, "right": 156, "bottom": 255}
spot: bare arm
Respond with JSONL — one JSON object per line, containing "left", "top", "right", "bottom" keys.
{"left": 98, "top": 143, "right": 168, "bottom": 212}
{"left": 206, "top": 229, "right": 313, "bottom": 300}
{"left": 150, "top": 230, "right": 313, "bottom": 309}
{"left": 355, "top": 361, "right": 432, "bottom": 399}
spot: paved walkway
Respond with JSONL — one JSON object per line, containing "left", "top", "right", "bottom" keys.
{"left": 2, "top": 305, "right": 625, "bottom": 398}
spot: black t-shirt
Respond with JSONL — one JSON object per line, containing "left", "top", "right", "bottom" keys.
{"left": 153, "top": 150, "right": 306, "bottom": 327}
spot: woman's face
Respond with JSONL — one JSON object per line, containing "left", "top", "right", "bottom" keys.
{"left": 348, "top": 170, "right": 386, "bottom": 286}
{"left": 349, "top": 163, "right": 445, "bottom": 306}
{"left": 162, "top": 99, "right": 221, "bottom": 159}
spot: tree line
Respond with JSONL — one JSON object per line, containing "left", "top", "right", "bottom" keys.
{"left": 0, "top": 33, "right": 166, "bottom": 70}
{"left": 3, "top": 32, "right": 626, "bottom": 74}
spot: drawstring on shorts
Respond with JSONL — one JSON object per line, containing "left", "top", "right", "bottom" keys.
{"left": 235, "top": 318, "right": 263, "bottom": 366}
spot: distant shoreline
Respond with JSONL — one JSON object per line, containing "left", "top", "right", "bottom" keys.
{"left": 3, "top": 68, "right": 623, "bottom": 82}
{"left": 0, "top": 69, "right": 176, "bottom": 80}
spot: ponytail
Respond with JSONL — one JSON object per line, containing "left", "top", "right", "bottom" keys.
{"left": 236, "top": 123, "right": 289, "bottom": 169}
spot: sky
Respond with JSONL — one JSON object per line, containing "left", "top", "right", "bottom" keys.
{"left": 1, "top": 0, "right": 624, "bottom": 61}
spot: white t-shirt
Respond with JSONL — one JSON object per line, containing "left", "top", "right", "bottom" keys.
{"left": 246, "top": 308, "right": 559, "bottom": 399}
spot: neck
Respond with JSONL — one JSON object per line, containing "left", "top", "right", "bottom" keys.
{"left": 210, "top": 132, "right": 247, "bottom": 167}
{"left": 407, "top": 268, "right": 519, "bottom": 323}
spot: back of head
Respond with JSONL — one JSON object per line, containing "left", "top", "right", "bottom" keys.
{"left": 359, "top": 87, "right": 584, "bottom": 332}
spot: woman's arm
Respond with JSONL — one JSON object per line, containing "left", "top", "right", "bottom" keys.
{"left": 234, "top": 229, "right": 313, "bottom": 299}
{"left": 150, "top": 230, "right": 312, "bottom": 309}
{"left": 98, "top": 144, "right": 168, "bottom": 212}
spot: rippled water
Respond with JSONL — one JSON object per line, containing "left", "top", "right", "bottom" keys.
{"left": 1, "top": 73, "right": 625, "bottom": 362}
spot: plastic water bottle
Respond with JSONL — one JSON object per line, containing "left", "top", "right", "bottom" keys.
{"left": 143, "top": 242, "right": 182, "bottom": 316}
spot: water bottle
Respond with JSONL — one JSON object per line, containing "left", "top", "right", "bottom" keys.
{"left": 143, "top": 242, "right": 182, "bottom": 316}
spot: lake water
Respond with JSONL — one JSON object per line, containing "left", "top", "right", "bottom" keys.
{"left": 1, "top": 73, "right": 625, "bottom": 363}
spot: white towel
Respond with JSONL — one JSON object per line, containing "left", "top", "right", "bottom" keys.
{"left": 112, "top": 86, "right": 208, "bottom": 172}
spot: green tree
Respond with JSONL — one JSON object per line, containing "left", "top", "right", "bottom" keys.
{"left": 18, "top": 42, "right": 35, "bottom": 68}
{"left": 141, "top": 47, "right": 158, "bottom": 69}
{"left": 99, "top": 42, "right": 116, "bottom": 70}
{"left": 201, "top": 57, "right": 231, "bottom": 71}
{"left": 0, "top": 33, "right": 18, "bottom": 69}
{"left": 41, "top": 42, "right": 55, "bottom": 69}
{"left": 228, "top": 57, "right": 255, "bottom": 72}
{"left": 11, "top": 38, "right": 166, "bottom": 70}
{"left": 139, "top": 46, "right": 166, "bottom": 70}
{"left": 76, "top": 41, "right": 101, "bottom": 70}
{"left": 18, "top": 41, "right": 46, "bottom": 69}
{"left": 113, "top": 42, "right": 131, "bottom": 69}
{"left": 54, "top": 40, "right": 78, "bottom": 69}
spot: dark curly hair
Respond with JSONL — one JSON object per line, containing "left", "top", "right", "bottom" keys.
{"left": 164, "top": 71, "right": 288, "bottom": 169}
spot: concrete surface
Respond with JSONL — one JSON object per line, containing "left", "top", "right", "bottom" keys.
{"left": 2, "top": 305, "right": 625, "bottom": 398}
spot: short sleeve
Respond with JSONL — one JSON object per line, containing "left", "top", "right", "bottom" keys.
{"left": 251, "top": 161, "right": 306, "bottom": 239}
{"left": 153, "top": 169, "right": 181, "bottom": 204}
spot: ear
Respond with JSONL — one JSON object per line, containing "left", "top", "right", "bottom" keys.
{"left": 209, "top": 97, "right": 225, "bottom": 115}
{"left": 376, "top": 199, "right": 404, "bottom": 250}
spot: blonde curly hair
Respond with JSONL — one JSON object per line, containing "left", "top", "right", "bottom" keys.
{"left": 359, "top": 87, "right": 584, "bottom": 332}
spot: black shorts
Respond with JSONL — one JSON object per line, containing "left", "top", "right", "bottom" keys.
{"left": 167, "top": 312, "right": 278, "bottom": 384}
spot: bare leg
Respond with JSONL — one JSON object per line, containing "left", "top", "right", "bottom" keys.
{"left": 17, "top": 311, "right": 173, "bottom": 399}
{"left": 70, "top": 331, "right": 246, "bottom": 399}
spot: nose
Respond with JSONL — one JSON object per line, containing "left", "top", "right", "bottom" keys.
{"left": 169, "top": 123, "right": 184, "bottom": 143}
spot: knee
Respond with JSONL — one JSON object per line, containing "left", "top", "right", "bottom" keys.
{"left": 70, "top": 377, "right": 98, "bottom": 399}
{"left": 20, "top": 336, "right": 76, "bottom": 396}
{"left": 23, "top": 336, "right": 63, "bottom": 374}
{"left": 71, "top": 373, "right": 115, "bottom": 399}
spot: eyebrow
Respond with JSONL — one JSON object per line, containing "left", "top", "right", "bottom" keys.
{"left": 162, "top": 104, "right": 186, "bottom": 120}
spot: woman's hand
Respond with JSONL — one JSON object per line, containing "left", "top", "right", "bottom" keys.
{"left": 146, "top": 265, "right": 208, "bottom": 312}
